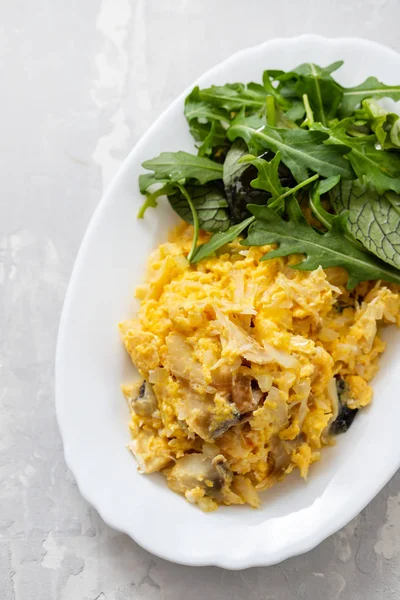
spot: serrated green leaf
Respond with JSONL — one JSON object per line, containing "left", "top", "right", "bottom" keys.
{"left": 356, "top": 99, "right": 400, "bottom": 149}
{"left": 138, "top": 61, "right": 400, "bottom": 289}
{"left": 293, "top": 61, "right": 344, "bottom": 77}
{"left": 275, "top": 62, "right": 344, "bottom": 125}
{"left": 262, "top": 71, "right": 290, "bottom": 109}
{"left": 142, "top": 151, "right": 223, "bottom": 184}
{"left": 197, "top": 122, "right": 218, "bottom": 157}
{"left": 185, "top": 86, "right": 229, "bottom": 123}
{"left": 320, "top": 120, "right": 400, "bottom": 194}
{"left": 188, "top": 121, "right": 227, "bottom": 149}
{"left": 227, "top": 115, "right": 354, "bottom": 181}
{"left": 168, "top": 184, "right": 230, "bottom": 232}
{"left": 247, "top": 153, "right": 285, "bottom": 197}
{"left": 198, "top": 82, "right": 267, "bottom": 112}
{"left": 242, "top": 197, "right": 400, "bottom": 288}
{"left": 341, "top": 76, "right": 400, "bottom": 116}
{"left": 331, "top": 179, "right": 400, "bottom": 270}
{"left": 184, "top": 87, "right": 230, "bottom": 155}
{"left": 375, "top": 113, "right": 400, "bottom": 150}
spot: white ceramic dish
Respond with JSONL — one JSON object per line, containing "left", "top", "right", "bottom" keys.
{"left": 56, "top": 35, "right": 400, "bottom": 569}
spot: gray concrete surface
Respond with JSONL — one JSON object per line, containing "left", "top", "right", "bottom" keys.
{"left": 2, "top": 1, "right": 400, "bottom": 598}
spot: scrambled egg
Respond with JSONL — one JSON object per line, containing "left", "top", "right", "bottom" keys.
{"left": 119, "top": 223, "right": 400, "bottom": 511}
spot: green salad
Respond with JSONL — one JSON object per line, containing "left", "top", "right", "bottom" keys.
{"left": 138, "top": 61, "right": 400, "bottom": 289}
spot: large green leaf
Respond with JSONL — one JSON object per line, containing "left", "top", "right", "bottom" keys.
{"left": 242, "top": 197, "right": 400, "bottom": 288}
{"left": 188, "top": 121, "right": 227, "bottom": 155}
{"left": 247, "top": 153, "right": 285, "bottom": 198}
{"left": 320, "top": 120, "right": 400, "bottom": 194}
{"left": 331, "top": 179, "right": 400, "bottom": 270}
{"left": 197, "top": 82, "right": 268, "bottom": 112}
{"left": 139, "top": 173, "right": 164, "bottom": 194}
{"left": 142, "top": 151, "right": 223, "bottom": 184}
{"left": 191, "top": 217, "right": 254, "bottom": 263}
{"left": 276, "top": 61, "right": 344, "bottom": 125}
{"left": 185, "top": 86, "right": 229, "bottom": 123}
{"left": 168, "top": 184, "right": 230, "bottom": 232}
{"left": 341, "top": 76, "right": 400, "bottom": 116}
{"left": 227, "top": 115, "right": 354, "bottom": 182}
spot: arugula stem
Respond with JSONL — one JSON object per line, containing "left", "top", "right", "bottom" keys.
{"left": 269, "top": 173, "right": 319, "bottom": 210}
{"left": 309, "top": 193, "right": 332, "bottom": 229}
{"left": 137, "top": 186, "right": 168, "bottom": 218}
{"left": 302, "top": 94, "right": 314, "bottom": 128}
{"left": 177, "top": 183, "right": 200, "bottom": 261}
{"left": 266, "top": 96, "right": 276, "bottom": 127}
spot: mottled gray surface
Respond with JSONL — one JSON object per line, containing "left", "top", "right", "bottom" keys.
{"left": 2, "top": 1, "right": 400, "bottom": 598}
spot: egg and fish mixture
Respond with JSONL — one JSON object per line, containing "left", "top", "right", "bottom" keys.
{"left": 119, "top": 223, "right": 400, "bottom": 511}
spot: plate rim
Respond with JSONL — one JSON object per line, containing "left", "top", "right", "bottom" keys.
{"left": 55, "top": 34, "right": 400, "bottom": 569}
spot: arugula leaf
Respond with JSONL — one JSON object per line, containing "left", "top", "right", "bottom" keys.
{"left": 168, "top": 184, "right": 230, "bottom": 232}
{"left": 191, "top": 217, "right": 254, "bottom": 263}
{"left": 245, "top": 153, "right": 285, "bottom": 198}
{"left": 139, "top": 173, "right": 163, "bottom": 194}
{"left": 189, "top": 79, "right": 292, "bottom": 132}
{"left": 197, "top": 82, "right": 268, "bottom": 112}
{"left": 192, "top": 164, "right": 321, "bottom": 263}
{"left": 142, "top": 151, "right": 223, "bottom": 184}
{"left": 290, "top": 61, "right": 344, "bottom": 78}
{"left": 376, "top": 115, "right": 400, "bottom": 150}
{"left": 184, "top": 87, "right": 230, "bottom": 156}
{"left": 185, "top": 86, "right": 229, "bottom": 123}
{"left": 320, "top": 120, "right": 400, "bottom": 194}
{"left": 286, "top": 99, "right": 306, "bottom": 121}
{"left": 262, "top": 71, "right": 291, "bottom": 109}
{"left": 187, "top": 120, "right": 227, "bottom": 147}
{"left": 341, "top": 76, "right": 400, "bottom": 116}
{"left": 270, "top": 173, "right": 320, "bottom": 209}
{"left": 244, "top": 153, "right": 318, "bottom": 206}
{"left": 228, "top": 115, "right": 354, "bottom": 181}
{"left": 331, "top": 179, "right": 400, "bottom": 270}
{"left": 242, "top": 197, "right": 400, "bottom": 288}
{"left": 139, "top": 152, "right": 225, "bottom": 219}
{"left": 222, "top": 139, "right": 249, "bottom": 190}
{"left": 223, "top": 140, "right": 287, "bottom": 224}
{"left": 197, "top": 122, "right": 219, "bottom": 157}
{"left": 356, "top": 99, "right": 400, "bottom": 149}
{"left": 138, "top": 61, "right": 400, "bottom": 289}
{"left": 276, "top": 62, "right": 344, "bottom": 126}
{"left": 274, "top": 104, "right": 300, "bottom": 129}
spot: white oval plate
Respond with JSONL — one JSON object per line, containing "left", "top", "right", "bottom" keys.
{"left": 56, "top": 35, "right": 400, "bottom": 569}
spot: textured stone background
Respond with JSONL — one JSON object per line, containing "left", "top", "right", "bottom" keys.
{"left": 2, "top": 1, "right": 400, "bottom": 598}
